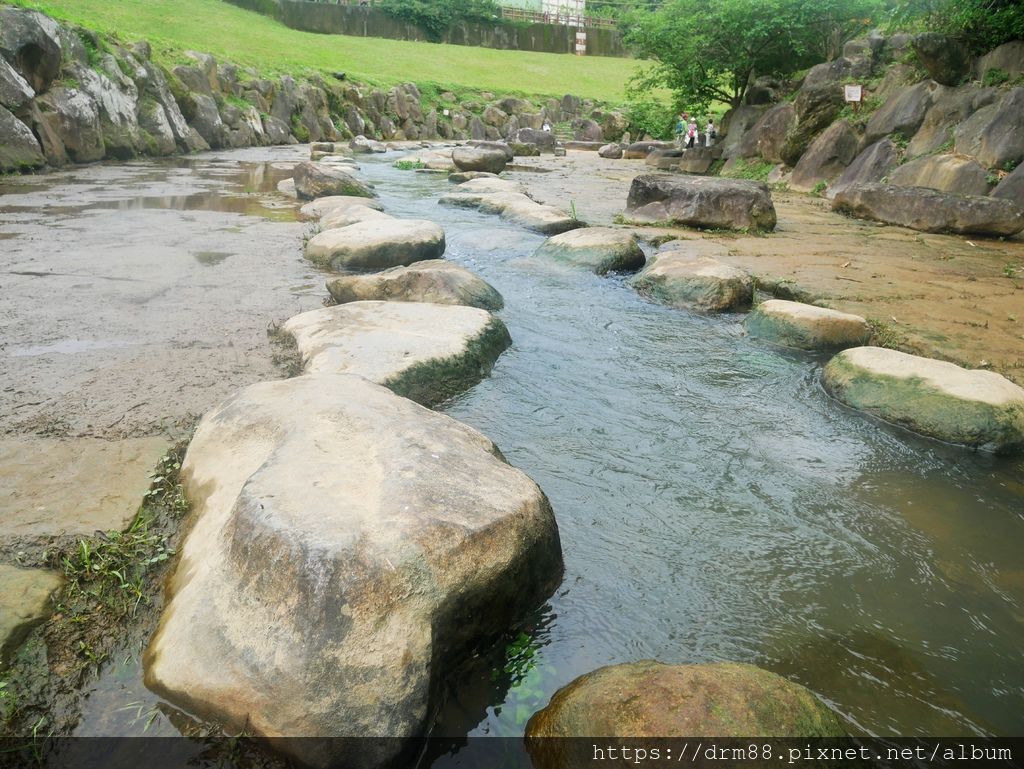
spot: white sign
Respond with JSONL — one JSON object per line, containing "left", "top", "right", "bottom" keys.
{"left": 844, "top": 84, "right": 863, "bottom": 103}
{"left": 443, "top": 109, "right": 450, "bottom": 117}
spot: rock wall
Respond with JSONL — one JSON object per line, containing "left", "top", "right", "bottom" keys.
{"left": 0, "top": 5, "right": 623, "bottom": 173}
{"left": 716, "top": 33, "right": 1023, "bottom": 205}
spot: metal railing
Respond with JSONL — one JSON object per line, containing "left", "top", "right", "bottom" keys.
{"left": 499, "top": 7, "right": 618, "bottom": 29}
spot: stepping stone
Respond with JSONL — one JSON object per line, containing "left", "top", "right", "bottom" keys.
{"left": 326, "top": 260, "right": 503, "bottom": 310}
{"left": 746, "top": 299, "right": 871, "bottom": 350}
{"left": 823, "top": 346, "right": 1024, "bottom": 453}
{"left": 534, "top": 227, "right": 645, "bottom": 274}
{"left": 282, "top": 300, "right": 510, "bottom": 406}
{"left": 319, "top": 205, "right": 393, "bottom": 230}
{"left": 630, "top": 244, "right": 752, "bottom": 312}
{"left": 292, "top": 161, "right": 375, "bottom": 200}
{"left": 300, "top": 195, "right": 384, "bottom": 219}
{"left": 304, "top": 219, "right": 445, "bottom": 273}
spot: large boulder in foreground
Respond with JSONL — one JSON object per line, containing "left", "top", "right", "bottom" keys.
{"left": 534, "top": 227, "right": 645, "bottom": 275}
{"left": 145, "top": 373, "right": 563, "bottom": 769}
{"left": 832, "top": 183, "right": 1024, "bottom": 237}
{"left": 326, "top": 260, "right": 504, "bottom": 311}
{"left": 625, "top": 174, "right": 776, "bottom": 232}
{"left": 452, "top": 145, "right": 508, "bottom": 174}
{"left": 746, "top": 300, "right": 870, "bottom": 350}
{"left": 630, "top": 244, "right": 752, "bottom": 312}
{"left": 293, "top": 161, "right": 375, "bottom": 200}
{"left": 282, "top": 301, "right": 510, "bottom": 406}
{"left": 526, "top": 660, "right": 843, "bottom": 742}
{"left": 823, "top": 347, "right": 1024, "bottom": 453}
{"left": 304, "top": 219, "right": 445, "bottom": 272}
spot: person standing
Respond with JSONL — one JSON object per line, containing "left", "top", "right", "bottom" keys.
{"left": 674, "top": 113, "right": 686, "bottom": 148}
{"left": 686, "top": 120, "right": 697, "bottom": 149}
{"left": 705, "top": 119, "right": 716, "bottom": 147}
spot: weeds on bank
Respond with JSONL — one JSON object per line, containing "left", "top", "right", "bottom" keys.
{"left": 867, "top": 318, "right": 907, "bottom": 350}
{"left": 267, "top": 321, "right": 304, "bottom": 378}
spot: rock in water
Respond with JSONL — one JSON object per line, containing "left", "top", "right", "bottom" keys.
{"left": 292, "top": 161, "right": 375, "bottom": 200}
{"left": 630, "top": 245, "right": 752, "bottom": 312}
{"left": 282, "top": 301, "right": 510, "bottom": 406}
{"left": 625, "top": 174, "right": 777, "bottom": 232}
{"left": 525, "top": 661, "right": 844, "bottom": 756}
{"left": 452, "top": 145, "right": 509, "bottom": 174}
{"left": 326, "top": 260, "right": 504, "bottom": 311}
{"left": 534, "top": 228, "right": 645, "bottom": 275}
{"left": 0, "top": 564, "right": 62, "bottom": 669}
{"left": 822, "top": 346, "right": 1024, "bottom": 453}
{"left": 440, "top": 178, "right": 581, "bottom": 235}
{"left": 145, "top": 374, "right": 563, "bottom": 769}
{"left": 299, "top": 195, "right": 384, "bottom": 219}
{"left": 319, "top": 205, "right": 393, "bottom": 230}
{"left": 832, "top": 183, "right": 1024, "bottom": 237}
{"left": 304, "top": 219, "right": 445, "bottom": 272}
{"left": 746, "top": 300, "right": 870, "bottom": 350}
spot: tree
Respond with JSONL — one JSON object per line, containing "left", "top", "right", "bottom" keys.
{"left": 622, "top": 0, "right": 882, "bottom": 111}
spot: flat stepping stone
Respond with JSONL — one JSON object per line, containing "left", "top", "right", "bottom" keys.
{"left": 823, "top": 346, "right": 1024, "bottom": 453}
{"left": 525, "top": 661, "right": 844, "bottom": 742}
{"left": 0, "top": 564, "right": 62, "bottom": 668}
{"left": 299, "top": 195, "right": 384, "bottom": 219}
{"left": 0, "top": 437, "right": 169, "bottom": 542}
{"left": 534, "top": 227, "right": 645, "bottom": 274}
{"left": 448, "top": 171, "right": 497, "bottom": 183}
{"left": 320, "top": 205, "right": 394, "bottom": 230}
{"left": 440, "top": 180, "right": 581, "bottom": 235}
{"left": 304, "top": 219, "right": 445, "bottom": 273}
{"left": 630, "top": 246, "right": 752, "bottom": 312}
{"left": 292, "top": 161, "right": 375, "bottom": 201}
{"left": 146, "top": 374, "right": 562, "bottom": 768}
{"left": 282, "top": 300, "right": 511, "bottom": 406}
{"left": 746, "top": 299, "right": 871, "bottom": 350}
{"left": 326, "top": 259, "right": 503, "bottom": 310}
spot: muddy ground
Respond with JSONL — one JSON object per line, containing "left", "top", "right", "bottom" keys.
{"left": 511, "top": 153, "right": 1024, "bottom": 386}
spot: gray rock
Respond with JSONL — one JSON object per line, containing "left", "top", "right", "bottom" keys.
{"left": 452, "top": 145, "right": 508, "bottom": 174}
{"left": 823, "top": 346, "right": 1024, "bottom": 452}
{"left": 622, "top": 140, "right": 675, "bottom": 159}
{"left": 36, "top": 87, "right": 105, "bottom": 163}
{"left": 145, "top": 372, "right": 562, "bottom": 769}
{"left": 262, "top": 114, "right": 292, "bottom": 144}
{"left": 975, "top": 40, "right": 1024, "bottom": 82}
{"left": 719, "top": 104, "right": 767, "bottom": 159}
{"left": 72, "top": 56, "right": 143, "bottom": 158}
{"left": 832, "top": 183, "right": 1024, "bottom": 236}
{"left": 573, "top": 118, "right": 603, "bottom": 142}
{"left": 782, "top": 85, "right": 845, "bottom": 166}
{"left": 889, "top": 154, "right": 992, "bottom": 196}
{"left": 17, "top": 100, "right": 66, "bottom": 165}
{"left": 440, "top": 177, "right": 581, "bottom": 234}
{"left": 326, "top": 260, "right": 503, "bottom": 310}
{"left": 304, "top": 219, "right": 445, "bottom": 272}
{"left": 293, "top": 161, "right": 375, "bottom": 200}
{"left": 676, "top": 146, "right": 718, "bottom": 174}
{"left": 803, "top": 56, "right": 873, "bottom": 89}
{"left": 828, "top": 139, "right": 899, "bottom": 199}
{"left": 737, "top": 102, "right": 796, "bottom": 163}
{"left": 188, "top": 93, "right": 229, "bottom": 148}
{"left": 510, "top": 127, "right": 556, "bottom": 151}
{"left": 625, "top": 174, "right": 777, "bottom": 232}
{"left": 140, "top": 59, "right": 204, "bottom": 152}
{"left": 534, "top": 227, "right": 645, "bottom": 275}
{"left": 864, "top": 81, "right": 934, "bottom": 145}
{"left": 350, "top": 134, "right": 387, "bottom": 154}
{"left": 908, "top": 83, "right": 998, "bottom": 158}
{"left": 0, "top": 565, "right": 62, "bottom": 669}
{"left": 0, "top": 57, "right": 34, "bottom": 111}
{"left": 601, "top": 111, "right": 629, "bottom": 140}
{"left": 0, "top": 104, "right": 43, "bottom": 171}
{"left": 954, "top": 88, "right": 1024, "bottom": 170}
{"left": 991, "top": 163, "right": 1024, "bottom": 206}
{"left": 912, "top": 32, "right": 971, "bottom": 86}
{"left": 598, "top": 143, "right": 623, "bottom": 159}
{"left": 0, "top": 6, "right": 62, "bottom": 93}
{"left": 790, "top": 120, "right": 860, "bottom": 193}
{"left": 630, "top": 244, "right": 753, "bottom": 312}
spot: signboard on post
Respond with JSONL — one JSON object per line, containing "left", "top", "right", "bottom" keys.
{"left": 844, "top": 84, "right": 863, "bottom": 113}
{"left": 575, "top": 31, "right": 586, "bottom": 56}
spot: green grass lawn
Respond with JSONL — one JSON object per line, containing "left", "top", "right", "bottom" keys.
{"left": 10, "top": 0, "right": 644, "bottom": 101}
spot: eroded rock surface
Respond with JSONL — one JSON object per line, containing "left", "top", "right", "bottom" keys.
{"left": 304, "top": 219, "right": 445, "bottom": 272}
{"left": 625, "top": 174, "right": 776, "bottom": 232}
{"left": 746, "top": 300, "right": 870, "bottom": 350}
{"left": 630, "top": 243, "right": 752, "bottom": 312}
{"left": 534, "top": 227, "right": 645, "bottom": 274}
{"left": 326, "top": 260, "right": 503, "bottom": 311}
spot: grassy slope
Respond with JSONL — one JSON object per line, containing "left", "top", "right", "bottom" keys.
{"left": 11, "top": 0, "right": 642, "bottom": 101}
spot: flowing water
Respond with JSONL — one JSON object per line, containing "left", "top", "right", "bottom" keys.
{"left": 3, "top": 149, "right": 1023, "bottom": 751}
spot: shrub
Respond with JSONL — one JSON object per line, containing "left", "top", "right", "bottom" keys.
{"left": 624, "top": 98, "right": 677, "bottom": 141}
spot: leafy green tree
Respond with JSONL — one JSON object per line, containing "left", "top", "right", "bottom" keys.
{"left": 377, "top": 0, "right": 502, "bottom": 40}
{"left": 623, "top": 0, "right": 882, "bottom": 111}
{"left": 888, "top": 0, "right": 1024, "bottom": 53}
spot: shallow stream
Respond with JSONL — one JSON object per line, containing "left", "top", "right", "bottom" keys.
{"left": 4, "top": 149, "right": 1022, "bottom": 753}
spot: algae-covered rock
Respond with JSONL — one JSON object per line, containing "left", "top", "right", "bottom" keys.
{"left": 534, "top": 227, "right": 645, "bottom": 275}
{"left": 630, "top": 245, "right": 752, "bottom": 312}
{"left": 304, "top": 219, "right": 445, "bottom": 272}
{"left": 326, "top": 260, "right": 503, "bottom": 311}
{"left": 746, "top": 300, "right": 870, "bottom": 350}
{"left": 282, "top": 300, "right": 510, "bottom": 406}
{"left": 526, "top": 660, "right": 844, "bottom": 741}
{"left": 823, "top": 346, "right": 1024, "bottom": 453}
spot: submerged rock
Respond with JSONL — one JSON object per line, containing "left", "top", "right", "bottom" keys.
{"left": 292, "top": 161, "right": 375, "bottom": 200}
{"left": 526, "top": 660, "right": 844, "bottom": 743}
{"left": 282, "top": 301, "right": 510, "bottom": 405}
{"left": 630, "top": 244, "right": 752, "bottom": 312}
{"left": 326, "top": 260, "right": 503, "bottom": 311}
{"left": 823, "top": 347, "right": 1024, "bottom": 453}
{"left": 304, "top": 219, "right": 445, "bottom": 272}
{"left": 625, "top": 174, "right": 777, "bottom": 232}
{"left": 145, "top": 373, "right": 563, "bottom": 769}
{"left": 832, "top": 183, "right": 1024, "bottom": 237}
{"left": 534, "top": 227, "right": 645, "bottom": 274}
{"left": 440, "top": 178, "right": 581, "bottom": 235}
{"left": 746, "top": 300, "right": 870, "bottom": 350}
